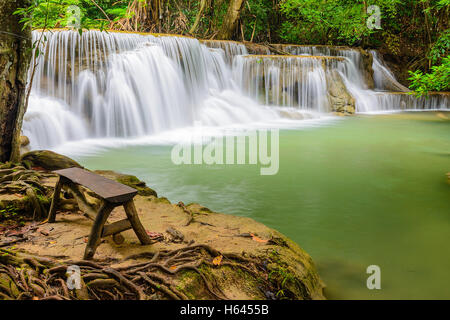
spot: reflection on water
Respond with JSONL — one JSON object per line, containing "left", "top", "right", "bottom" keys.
{"left": 74, "top": 113, "right": 450, "bottom": 299}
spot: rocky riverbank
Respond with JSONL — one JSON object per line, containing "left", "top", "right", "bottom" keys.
{"left": 0, "top": 150, "right": 325, "bottom": 300}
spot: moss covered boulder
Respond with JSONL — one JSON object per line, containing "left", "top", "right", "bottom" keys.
{"left": 20, "top": 150, "right": 82, "bottom": 171}
{"left": 95, "top": 170, "right": 157, "bottom": 197}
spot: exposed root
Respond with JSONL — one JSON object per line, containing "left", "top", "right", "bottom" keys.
{"left": 0, "top": 243, "right": 274, "bottom": 300}
{"left": 177, "top": 201, "right": 194, "bottom": 226}
{"left": 0, "top": 166, "right": 53, "bottom": 221}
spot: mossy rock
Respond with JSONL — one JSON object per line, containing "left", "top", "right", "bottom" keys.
{"left": 94, "top": 170, "right": 157, "bottom": 197}
{"left": 0, "top": 195, "right": 33, "bottom": 223}
{"left": 154, "top": 197, "right": 170, "bottom": 204}
{"left": 186, "top": 203, "right": 214, "bottom": 214}
{"left": 20, "top": 150, "right": 82, "bottom": 171}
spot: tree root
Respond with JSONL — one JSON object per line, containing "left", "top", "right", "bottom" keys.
{"left": 0, "top": 166, "right": 53, "bottom": 221}
{"left": 0, "top": 243, "right": 275, "bottom": 300}
{"left": 177, "top": 201, "right": 194, "bottom": 226}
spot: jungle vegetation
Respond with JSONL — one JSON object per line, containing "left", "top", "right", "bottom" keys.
{"left": 12, "top": 0, "right": 450, "bottom": 94}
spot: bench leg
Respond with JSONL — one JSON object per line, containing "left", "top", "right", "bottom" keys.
{"left": 84, "top": 202, "right": 114, "bottom": 260}
{"left": 48, "top": 177, "right": 63, "bottom": 223}
{"left": 65, "top": 182, "right": 98, "bottom": 220}
{"left": 124, "top": 200, "right": 152, "bottom": 245}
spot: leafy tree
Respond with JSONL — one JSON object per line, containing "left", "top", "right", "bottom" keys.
{"left": 409, "top": 56, "right": 450, "bottom": 96}
{"left": 9, "top": 0, "right": 450, "bottom": 96}
{"left": 20, "top": 0, "right": 129, "bottom": 30}
{"left": 278, "top": 0, "right": 400, "bottom": 46}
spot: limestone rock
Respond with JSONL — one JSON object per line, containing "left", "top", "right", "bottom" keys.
{"left": 326, "top": 70, "right": 356, "bottom": 115}
{"left": 358, "top": 48, "right": 375, "bottom": 89}
{"left": 244, "top": 42, "right": 271, "bottom": 55}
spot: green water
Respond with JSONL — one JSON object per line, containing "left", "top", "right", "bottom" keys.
{"left": 75, "top": 113, "right": 450, "bottom": 299}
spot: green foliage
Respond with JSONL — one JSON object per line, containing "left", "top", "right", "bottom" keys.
{"left": 428, "top": 29, "right": 450, "bottom": 64}
{"left": 409, "top": 55, "right": 450, "bottom": 96}
{"left": 406, "top": 1, "right": 449, "bottom": 95}
{"left": 279, "top": 0, "right": 401, "bottom": 46}
{"left": 15, "top": 0, "right": 129, "bottom": 30}
{"left": 10, "top": 0, "right": 450, "bottom": 97}
{"left": 241, "top": 0, "right": 274, "bottom": 42}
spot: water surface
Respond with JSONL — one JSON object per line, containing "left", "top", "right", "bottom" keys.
{"left": 74, "top": 113, "right": 450, "bottom": 299}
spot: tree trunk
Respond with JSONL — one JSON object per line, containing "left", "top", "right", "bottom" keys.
{"left": 189, "top": 0, "right": 208, "bottom": 34}
{"left": 217, "top": 0, "right": 245, "bottom": 40}
{"left": 0, "top": 0, "right": 32, "bottom": 163}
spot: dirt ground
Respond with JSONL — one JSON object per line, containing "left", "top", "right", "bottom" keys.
{"left": 1, "top": 173, "right": 325, "bottom": 300}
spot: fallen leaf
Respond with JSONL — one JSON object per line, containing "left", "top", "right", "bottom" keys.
{"left": 250, "top": 233, "right": 268, "bottom": 244}
{"left": 146, "top": 231, "right": 163, "bottom": 240}
{"left": 5, "top": 230, "right": 23, "bottom": 237}
{"left": 212, "top": 255, "right": 223, "bottom": 266}
{"left": 31, "top": 166, "right": 46, "bottom": 171}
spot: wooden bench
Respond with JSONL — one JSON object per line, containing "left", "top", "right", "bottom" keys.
{"left": 47, "top": 167, "right": 151, "bottom": 260}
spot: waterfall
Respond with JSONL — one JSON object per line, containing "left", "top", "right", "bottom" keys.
{"left": 201, "top": 40, "right": 248, "bottom": 64}
{"left": 233, "top": 55, "right": 332, "bottom": 112}
{"left": 23, "top": 30, "right": 449, "bottom": 151}
{"left": 279, "top": 44, "right": 449, "bottom": 112}
{"left": 23, "top": 95, "right": 88, "bottom": 150}
{"left": 370, "top": 50, "right": 410, "bottom": 92}
{"left": 25, "top": 30, "right": 283, "bottom": 150}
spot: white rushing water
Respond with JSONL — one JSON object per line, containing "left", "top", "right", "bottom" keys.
{"left": 277, "top": 44, "right": 449, "bottom": 113}
{"left": 24, "top": 30, "right": 449, "bottom": 151}
{"left": 370, "top": 50, "right": 409, "bottom": 92}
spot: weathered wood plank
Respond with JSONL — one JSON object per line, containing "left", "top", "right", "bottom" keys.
{"left": 124, "top": 201, "right": 152, "bottom": 245}
{"left": 102, "top": 219, "right": 132, "bottom": 237}
{"left": 53, "top": 168, "right": 137, "bottom": 203}
{"left": 84, "top": 202, "right": 114, "bottom": 260}
{"left": 48, "top": 177, "right": 63, "bottom": 223}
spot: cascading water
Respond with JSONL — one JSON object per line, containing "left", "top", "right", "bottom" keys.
{"left": 23, "top": 95, "right": 88, "bottom": 150}
{"left": 201, "top": 40, "right": 248, "bottom": 64}
{"left": 23, "top": 30, "right": 449, "bottom": 151}
{"left": 25, "top": 30, "right": 283, "bottom": 150}
{"left": 233, "top": 55, "right": 333, "bottom": 112}
{"left": 370, "top": 50, "right": 409, "bottom": 92}
{"left": 269, "top": 44, "right": 449, "bottom": 112}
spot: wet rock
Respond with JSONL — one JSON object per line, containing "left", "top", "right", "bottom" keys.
{"left": 19, "top": 136, "right": 30, "bottom": 147}
{"left": 358, "top": 48, "right": 375, "bottom": 89}
{"left": 19, "top": 136, "right": 31, "bottom": 155}
{"left": 326, "top": 70, "right": 356, "bottom": 115}
{"left": 243, "top": 42, "right": 271, "bottom": 55}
